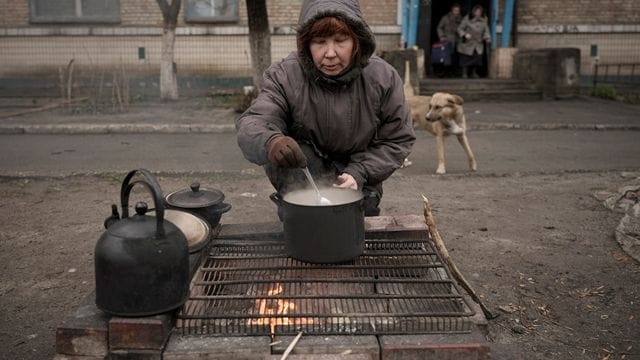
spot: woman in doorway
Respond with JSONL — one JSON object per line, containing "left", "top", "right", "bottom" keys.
{"left": 236, "top": 0, "right": 415, "bottom": 217}
{"left": 457, "top": 4, "right": 491, "bottom": 78}
{"left": 436, "top": 3, "right": 462, "bottom": 77}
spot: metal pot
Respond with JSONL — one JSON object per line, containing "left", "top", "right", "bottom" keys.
{"left": 95, "top": 169, "right": 190, "bottom": 317}
{"left": 271, "top": 188, "right": 365, "bottom": 263}
{"left": 165, "top": 182, "right": 232, "bottom": 229}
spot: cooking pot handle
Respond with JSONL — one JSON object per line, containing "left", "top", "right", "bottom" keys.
{"left": 269, "top": 192, "right": 282, "bottom": 206}
{"left": 120, "top": 169, "right": 166, "bottom": 237}
{"left": 214, "top": 202, "right": 232, "bottom": 214}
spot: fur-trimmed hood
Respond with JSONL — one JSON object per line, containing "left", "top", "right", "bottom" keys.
{"left": 297, "top": 0, "right": 376, "bottom": 86}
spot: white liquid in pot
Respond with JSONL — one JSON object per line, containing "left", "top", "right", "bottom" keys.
{"left": 283, "top": 187, "right": 362, "bottom": 206}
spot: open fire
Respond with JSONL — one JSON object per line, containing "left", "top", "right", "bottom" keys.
{"left": 176, "top": 237, "right": 475, "bottom": 336}
{"left": 249, "top": 283, "right": 314, "bottom": 338}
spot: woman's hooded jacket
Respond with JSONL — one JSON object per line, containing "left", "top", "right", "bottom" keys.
{"left": 236, "top": 0, "right": 415, "bottom": 189}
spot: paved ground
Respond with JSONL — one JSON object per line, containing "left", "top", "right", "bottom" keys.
{"left": 0, "top": 96, "right": 639, "bottom": 360}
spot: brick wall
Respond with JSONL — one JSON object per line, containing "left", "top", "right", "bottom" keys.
{"left": 0, "top": 0, "right": 397, "bottom": 28}
{"left": 518, "top": 0, "right": 640, "bottom": 25}
{"left": 0, "top": 0, "right": 29, "bottom": 26}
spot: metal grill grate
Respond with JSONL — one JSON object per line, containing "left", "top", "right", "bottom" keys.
{"left": 176, "top": 237, "right": 476, "bottom": 336}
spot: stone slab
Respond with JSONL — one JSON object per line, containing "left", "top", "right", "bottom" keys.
{"left": 218, "top": 215, "right": 428, "bottom": 241}
{"left": 379, "top": 328, "right": 490, "bottom": 360}
{"left": 53, "top": 355, "right": 105, "bottom": 360}
{"left": 108, "top": 314, "right": 173, "bottom": 351}
{"left": 107, "top": 349, "right": 162, "bottom": 360}
{"left": 55, "top": 292, "right": 109, "bottom": 357}
{"left": 270, "top": 335, "right": 378, "bottom": 358}
{"left": 163, "top": 335, "right": 272, "bottom": 360}
{"left": 265, "top": 355, "right": 373, "bottom": 360}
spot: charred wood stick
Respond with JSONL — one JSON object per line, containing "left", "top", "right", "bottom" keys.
{"left": 422, "top": 195, "right": 498, "bottom": 319}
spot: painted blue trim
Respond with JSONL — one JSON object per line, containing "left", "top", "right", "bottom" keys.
{"left": 490, "top": 0, "right": 498, "bottom": 49}
{"left": 501, "top": 0, "right": 515, "bottom": 48}
{"left": 401, "top": 0, "right": 409, "bottom": 46}
{"left": 407, "top": 0, "right": 419, "bottom": 47}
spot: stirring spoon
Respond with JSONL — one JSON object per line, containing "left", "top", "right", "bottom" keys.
{"left": 301, "top": 167, "right": 331, "bottom": 205}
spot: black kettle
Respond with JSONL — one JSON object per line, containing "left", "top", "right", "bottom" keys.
{"left": 95, "top": 169, "right": 190, "bottom": 317}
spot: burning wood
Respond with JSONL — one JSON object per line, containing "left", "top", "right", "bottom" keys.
{"left": 249, "top": 283, "right": 314, "bottom": 338}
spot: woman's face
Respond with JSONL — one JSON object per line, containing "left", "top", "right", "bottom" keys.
{"left": 473, "top": 7, "right": 482, "bottom": 17}
{"left": 310, "top": 33, "right": 354, "bottom": 76}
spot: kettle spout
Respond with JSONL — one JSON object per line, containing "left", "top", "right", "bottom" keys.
{"left": 104, "top": 204, "right": 120, "bottom": 229}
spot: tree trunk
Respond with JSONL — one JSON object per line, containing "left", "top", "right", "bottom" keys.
{"left": 160, "top": 26, "right": 178, "bottom": 100}
{"left": 246, "top": 0, "right": 271, "bottom": 90}
{"left": 156, "top": 0, "right": 181, "bottom": 101}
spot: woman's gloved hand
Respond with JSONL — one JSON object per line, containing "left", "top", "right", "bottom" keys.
{"left": 335, "top": 173, "right": 358, "bottom": 190}
{"left": 267, "top": 135, "right": 308, "bottom": 168}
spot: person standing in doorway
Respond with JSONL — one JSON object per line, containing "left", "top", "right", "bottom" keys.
{"left": 436, "top": 3, "right": 462, "bottom": 77}
{"left": 457, "top": 4, "right": 491, "bottom": 78}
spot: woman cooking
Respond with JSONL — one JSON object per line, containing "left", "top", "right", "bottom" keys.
{"left": 236, "top": 0, "right": 415, "bottom": 217}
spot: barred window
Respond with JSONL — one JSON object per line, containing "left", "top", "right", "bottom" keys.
{"left": 184, "top": 0, "right": 239, "bottom": 23}
{"left": 30, "top": 0, "right": 120, "bottom": 24}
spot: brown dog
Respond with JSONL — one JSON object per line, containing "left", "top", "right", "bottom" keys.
{"left": 403, "top": 63, "right": 477, "bottom": 174}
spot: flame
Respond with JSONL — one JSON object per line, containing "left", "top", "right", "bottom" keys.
{"left": 249, "top": 283, "right": 313, "bottom": 336}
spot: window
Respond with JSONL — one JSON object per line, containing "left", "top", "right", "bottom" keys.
{"left": 30, "top": 0, "right": 120, "bottom": 24}
{"left": 184, "top": 0, "right": 239, "bottom": 23}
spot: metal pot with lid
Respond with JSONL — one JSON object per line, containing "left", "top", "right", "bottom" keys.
{"left": 95, "top": 169, "right": 190, "bottom": 317}
{"left": 165, "top": 182, "right": 232, "bottom": 229}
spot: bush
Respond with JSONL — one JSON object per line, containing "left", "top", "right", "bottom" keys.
{"left": 590, "top": 84, "right": 618, "bottom": 100}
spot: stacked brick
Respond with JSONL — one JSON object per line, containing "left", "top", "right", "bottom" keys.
{"left": 518, "top": 0, "right": 640, "bottom": 25}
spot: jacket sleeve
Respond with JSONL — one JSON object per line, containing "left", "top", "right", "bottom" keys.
{"left": 235, "top": 66, "right": 291, "bottom": 165}
{"left": 457, "top": 16, "right": 469, "bottom": 38}
{"left": 482, "top": 19, "right": 491, "bottom": 41}
{"left": 436, "top": 16, "right": 446, "bottom": 39}
{"left": 342, "top": 69, "right": 416, "bottom": 188}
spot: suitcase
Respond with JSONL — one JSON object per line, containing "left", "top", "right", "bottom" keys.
{"left": 430, "top": 41, "right": 453, "bottom": 66}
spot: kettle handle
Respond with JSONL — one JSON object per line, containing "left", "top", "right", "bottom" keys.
{"left": 120, "top": 169, "right": 166, "bottom": 237}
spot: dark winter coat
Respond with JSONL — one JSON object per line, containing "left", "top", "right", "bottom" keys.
{"left": 456, "top": 14, "right": 491, "bottom": 56}
{"left": 236, "top": 0, "right": 415, "bottom": 189}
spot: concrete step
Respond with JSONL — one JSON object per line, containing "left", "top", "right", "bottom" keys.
{"left": 420, "top": 79, "right": 530, "bottom": 92}
{"left": 419, "top": 78, "right": 542, "bottom": 101}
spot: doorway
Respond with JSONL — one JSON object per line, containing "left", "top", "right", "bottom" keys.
{"left": 417, "top": 0, "right": 492, "bottom": 78}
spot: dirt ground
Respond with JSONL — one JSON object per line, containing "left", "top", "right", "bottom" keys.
{"left": 1, "top": 167, "right": 639, "bottom": 360}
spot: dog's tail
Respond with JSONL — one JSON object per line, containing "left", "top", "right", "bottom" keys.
{"left": 403, "top": 61, "right": 415, "bottom": 98}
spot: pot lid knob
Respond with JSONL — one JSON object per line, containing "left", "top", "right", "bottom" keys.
{"left": 135, "top": 202, "right": 148, "bottom": 216}
{"left": 190, "top": 182, "right": 201, "bottom": 195}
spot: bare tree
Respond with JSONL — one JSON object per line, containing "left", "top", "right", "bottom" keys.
{"left": 246, "top": 0, "right": 271, "bottom": 90}
{"left": 156, "top": 0, "right": 181, "bottom": 100}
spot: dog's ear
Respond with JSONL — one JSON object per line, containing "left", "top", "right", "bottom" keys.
{"left": 450, "top": 94, "right": 464, "bottom": 105}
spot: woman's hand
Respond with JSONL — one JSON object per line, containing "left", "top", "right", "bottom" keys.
{"left": 267, "top": 135, "right": 308, "bottom": 168}
{"left": 465, "top": 33, "right": 472, "bottom": 40}
{"left": 335, "top": 173, "right": 358, "bottom": 190}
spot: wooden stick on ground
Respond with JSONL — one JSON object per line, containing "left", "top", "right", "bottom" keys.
{"left": 280, "top": 331, "right": 303, "bottom": 360}
{"left": 422, "top": 194, "right": 498, "bottom": 319}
